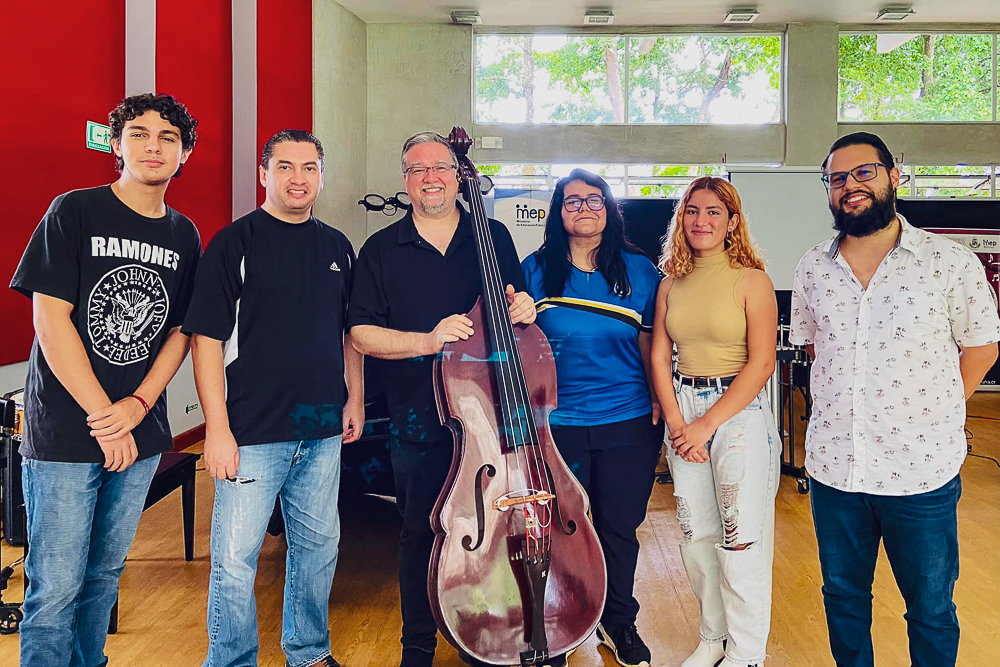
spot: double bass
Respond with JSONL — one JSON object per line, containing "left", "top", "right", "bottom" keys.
{"left": 429, "top": 128, "right": 607, "bottom": 666}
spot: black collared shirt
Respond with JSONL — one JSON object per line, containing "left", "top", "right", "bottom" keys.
{"left": 347, "top": 204, "right": 526, "bottom": 443}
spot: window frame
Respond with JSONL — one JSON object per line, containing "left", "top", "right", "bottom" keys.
{"left": 896, "top": 164, "right": 999, "bottom": 199}
{"left": 478, "top": 162, "right": 780, "bottom": 198}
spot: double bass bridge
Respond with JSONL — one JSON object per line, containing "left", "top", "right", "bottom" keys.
{"left": 492, "top": 489, "right": 555, "bottom": 512}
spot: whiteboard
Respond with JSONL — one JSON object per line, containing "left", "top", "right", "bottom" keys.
{"left": 728, "top": 168, "right": 834, "bottom": 290}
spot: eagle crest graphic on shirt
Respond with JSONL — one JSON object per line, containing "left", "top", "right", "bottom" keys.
{"left": 88, "top": 264, "right": 169, "bottom": 366}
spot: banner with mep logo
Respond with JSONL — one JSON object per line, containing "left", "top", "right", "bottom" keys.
{"left": 487, "top": 189, "right": 551, "bottom": 260}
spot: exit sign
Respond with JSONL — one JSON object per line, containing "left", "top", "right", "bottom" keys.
{"left": 86, "top": 121, "right": 111, "bottom": 153}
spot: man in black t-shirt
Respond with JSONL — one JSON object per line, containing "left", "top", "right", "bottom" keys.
{"left": 9, "top": 94, "right": 201, "bottom": 667}
{"left": 348, "top": 131, "right": 536, "bottom": 667}
{"left": 183, "top": 130, "right": 362, "bottom": 667}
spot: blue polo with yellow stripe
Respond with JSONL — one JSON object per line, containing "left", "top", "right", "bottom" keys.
{"left": 521, "top": 251, "right": 661, "bottom": 427}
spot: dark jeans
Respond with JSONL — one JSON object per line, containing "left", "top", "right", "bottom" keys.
{"left": 810, "top": 475, "right": 962, "bottom": 667}
{"left": 550, "top": 413, "right": 662, "bottom": 627}
{"left": 390, "top": 436, "right": 453, "bottom": 654}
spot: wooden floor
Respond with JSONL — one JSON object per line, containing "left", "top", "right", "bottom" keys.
{"left": 2, "top": 393, "right": 997, "bottom": 666}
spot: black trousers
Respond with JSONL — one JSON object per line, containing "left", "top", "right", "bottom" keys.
{"left": 550, "top": 413, "right": 662, "bottom": 627}
{"left": 390, "top": 436, "right": 452, "bottom": 654}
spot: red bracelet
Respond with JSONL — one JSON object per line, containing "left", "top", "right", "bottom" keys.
{"left": 131, "top": 394, "right": 150, "bottom": 416}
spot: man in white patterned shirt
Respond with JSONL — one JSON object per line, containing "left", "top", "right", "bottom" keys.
{"left": 790, "top": 132, "right": 999, "bottom": 667}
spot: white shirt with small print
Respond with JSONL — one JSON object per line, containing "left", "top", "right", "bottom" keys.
{"left": 790, "top": 215, "right": 1000, "bottom": 496}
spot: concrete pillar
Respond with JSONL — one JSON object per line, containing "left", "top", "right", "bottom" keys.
{"left": 784, "top": 23, "right": 840, "bottom": 167}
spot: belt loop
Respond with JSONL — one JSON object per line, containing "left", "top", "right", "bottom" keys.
{"left": 715, "top": 377, "right": 722, "bottom": 390}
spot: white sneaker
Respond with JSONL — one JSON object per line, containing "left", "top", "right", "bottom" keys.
{"left": 718, "top": 660, "right": 759, "bottom": 667}
{"left": 680, "top": 641, "right": 725, "bottom": 667}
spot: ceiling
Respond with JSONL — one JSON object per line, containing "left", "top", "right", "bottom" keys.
{"left": 333, "top": 0, "right": 1000, "bottom": 26}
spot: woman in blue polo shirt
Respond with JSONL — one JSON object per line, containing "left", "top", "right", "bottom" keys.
{"left": 522, "top": 169, "right": 662, "bottom": 667}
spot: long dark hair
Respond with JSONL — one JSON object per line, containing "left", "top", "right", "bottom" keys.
{"left": 536, "top": 168, "right": 640, "bottom": 298}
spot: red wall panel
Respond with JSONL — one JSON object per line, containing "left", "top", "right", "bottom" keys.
{"left": 0, "top": 1, "right": 126, "bottom": 365}
{"left": 256, "top": 0, "right": 313, "bottom": 206}
{"left": 156, "top": 0, "right": 233, "bottom": 245}
{"left": 3, "top": 0, "right": 312, "bottom": 367}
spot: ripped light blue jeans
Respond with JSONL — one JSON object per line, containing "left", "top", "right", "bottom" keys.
{"left": 666, "top": 380, "right": 781, "bottom": 666}
{"left": 204, "top": 436, "right": 342, "bottom": 667}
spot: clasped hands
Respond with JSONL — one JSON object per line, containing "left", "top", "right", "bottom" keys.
{"left": 87, "top": 396, "right": 148, "bottom": 472}
{"left": 666, "top": 416, "right": 716, "bottom": 464}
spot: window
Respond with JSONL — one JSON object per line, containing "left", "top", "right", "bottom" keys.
{"left": 838, "top": 33, "right": 997, "bottom": 122}
{"left": 628, "top": 35, "right": 781, "bottom": 124}
{"left": 478, "top": 164, "right": 550, "bottom": 190}
{"left": 897, "top": 165, "right": 998, "bottom": 198}
{"left": 475, "top": 35, "right": 625, "bottom": 124}
{"left": 625, "top": 165, "right": 729, "bottom": 197}
{"left": 475, "top": 33, "right": 782, "bottom": 125}
{"left": 478, "top": 164, "right": 743, "bottom": 197}
{"left": 552, "top": 164, "right": 627, "bottom": 196}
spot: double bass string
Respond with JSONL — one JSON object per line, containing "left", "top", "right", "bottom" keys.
{"left": 461, "top": 167, "right": 554, "bottom": 554}
{"left": 464, "top": 182, "right": 551, "bottom": 553}
{"left": 459, "top": 173, "right": 532, "bottom": 492}
{"left": 470, "top": 181, "right": 554, "bottom": 547}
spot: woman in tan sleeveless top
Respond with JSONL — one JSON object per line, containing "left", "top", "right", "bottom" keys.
{"left": 650, "top": 177, "right": 780, "bottom": 667}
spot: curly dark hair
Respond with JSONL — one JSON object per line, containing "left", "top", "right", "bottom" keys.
{"left": 108, "top": 93, "right": 198, "bottom": 177}
{"left": 535, "top": 168, "right": 641, "bottom": 298}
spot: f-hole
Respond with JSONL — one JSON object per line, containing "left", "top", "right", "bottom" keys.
{"left": 462, "top": 464, "right": 496, "bottom": 552}
{"left": 544, "top": 462, "right": 577, "bottom": 536}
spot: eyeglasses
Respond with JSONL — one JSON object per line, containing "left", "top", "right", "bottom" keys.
{"left": 404, "top": 164, "right": 455, "bottom": 178}
{"left": 358, "top": 191, "right": 411, "bottom": 216}
{"left": 821, "top": 163, "right": 888, "bottom": 190}
{"left": 563, "top": 195, "right": 606, "bottom": 212}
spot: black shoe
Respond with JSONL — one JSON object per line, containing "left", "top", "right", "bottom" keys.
{"left": 400, "top": 647, "right": 435, "bottom": 667}
{"left": 596, "top": 623, "right": 651, "bottom": 667}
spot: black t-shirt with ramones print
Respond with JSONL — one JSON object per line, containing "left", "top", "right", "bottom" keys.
{"left": 10, "top": 185, "right": 202, "bottom": 463}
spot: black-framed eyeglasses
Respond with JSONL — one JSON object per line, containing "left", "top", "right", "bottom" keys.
{"left": 821, "top": 163, "right": 888, "bottom": 190}
{"left": 563, "top": 195, "right": 606, "bottom": 212}
{"left": 404, "top": 164, "right": 456, "bottom": 178}
{"left": 358, "top": 191, "right": 411, "bottom": 216}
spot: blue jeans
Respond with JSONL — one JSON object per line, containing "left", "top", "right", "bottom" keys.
{"left": 204, "top": 436, "right": 342, "bottom": 667}
{"left": 19, "top": 455, "right": 160, "bottom": 667}
{"left": 668, "top": 382, "right": 781, "bottom": 665}
{"left": 811, "top": 475, "right": 962, "bottom": 667}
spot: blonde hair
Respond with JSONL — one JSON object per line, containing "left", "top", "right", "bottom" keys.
{"left": 658, "top": 176, "right": 766, "bottom": 277}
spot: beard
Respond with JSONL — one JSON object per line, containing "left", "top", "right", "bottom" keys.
{"left": 830, "top": 182, "right": 897, "bottom": 238}
{"left": 415, "top": 189, "right": 455, "bottom": 217}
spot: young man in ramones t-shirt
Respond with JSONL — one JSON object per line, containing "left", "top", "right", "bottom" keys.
{"left": 183, "top": 130, "right": 363, "bottom": 667}
{"left": 9, "top": 93, "right": 201, "bottom": 667}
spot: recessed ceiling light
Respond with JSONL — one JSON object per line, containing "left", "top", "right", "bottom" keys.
{"left": 584, "top": 9, "right": 615, "bottom": 25}
{"left": 450, "top": 10, "right": 482, "bottom": 25}
{"left": 875, "top": 6, "right": 915, "bottom": 21}
{"left": 724, "top": 7, "right": 760, "bottom": 24}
